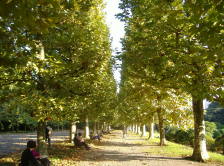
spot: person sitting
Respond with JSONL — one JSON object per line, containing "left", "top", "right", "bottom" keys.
{"left": 90, "top": 132, "right": 101, "bottom": 141}
{"left": 74, "top": 133, "right": 90, "bottom": 150}
{"left": 20, "top": 140, "right": 50, "bottom": 166}
{"left": 31, "top": 149, "right": 50, "bottom": 166}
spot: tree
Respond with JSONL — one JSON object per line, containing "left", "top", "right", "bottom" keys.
{"left": 0, "top": 0, "right": 115, "bottom": 154}
{"left": 119, "top": 0, "right": 224, "bottom": 161}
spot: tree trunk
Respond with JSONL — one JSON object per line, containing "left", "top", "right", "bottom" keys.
{"left": 132, "top": 124, "right": 135, "bottom": 132}
{"left": 149, "top": 117, "right": 155, "bottom": 139}
{"left": 135, "top": 124, "right": 138, "bottom": 133}
{"left": 85, "top": 116, "right": 90, "bottom": 139}
{"left": 123, "top": 125, "right": 127, "bottom": 138}
{"left": 69, "top": 122, "right": 76, "bottom": 143}
{"left": 93, "top": 121, "right": 97, "bottom": 135}
{"left": 157, "top": 108, "right": 166, "bottom": 146}
{"left": 137, "top": 126, "right": 141, "bottom": 135}
{"left": 142, "top": 125, "right": 147, "bottom": 137}
{"left": 191, "top": 97, "right": 209, "bottom": 161}
{"left": 106, "top": 124, "right": 110, "bottom": 133}
{"left": 37, "top": 121, "right": 48, "bottom": 155}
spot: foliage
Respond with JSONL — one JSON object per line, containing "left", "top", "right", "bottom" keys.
{"left": 0, "top": 0, "right": 117, "bottom": 129}
{"left": 205, "top": 121, "right": 217, "bottom": 138}
{"left": 166, "top": 127, "right": 194, "bottom": 146}
{"left": 205, "top": 102, "right": 224, "bottom": 125}
{"left": 118, "top": 0, "right": 224, "bottom": 160}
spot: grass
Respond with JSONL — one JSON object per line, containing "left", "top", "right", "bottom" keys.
{"left": 140, "top": 136, "right": 224, "bottom": 164}
{"left": 128, "top": 131, "right": 224, "bottom": 164}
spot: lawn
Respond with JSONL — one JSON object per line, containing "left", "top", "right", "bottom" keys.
{"left": 137, "top": 134, "right": 224, "bottom": 164}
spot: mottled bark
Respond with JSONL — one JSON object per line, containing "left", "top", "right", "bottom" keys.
{"left": 85, "top": 116, "right": 90, "bottom": 139}
{"left": 93, "top": 121, "right": 97, "bottom": 135}
{"left": 148, "top": 116, "right": 154, "bottom": 139}
{"left": 70, "top": 122, "right": 76, "bottom": 143}
{"left": 137, "top": 126, "right": 141, "bottom": 135}
{"left": 157, "top": 108, "right": 166, "bottom": 146}
{"left": 37, "top": 121, "right": 48, "bottom": 155}
{"left": 123, "top": 125, "right": 127, "bottom": 138}
{"left": 132, "top": 124, "right": 135, "bottom": 132}
{"left": 135, "top": 124, "right": 138, "bottom": 133}
{"left": 142, "top": 125, "right": 147, "bottom": 137}
{"left": 192, "top": 97, "right": 209, "bottom": 161}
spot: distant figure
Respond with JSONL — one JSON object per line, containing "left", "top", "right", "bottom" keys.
{"left": 74, "top": 133, "right": 90, "bottom": 150}
{"left": 90, "top": 132, "right": 101, "bottom": 141}
{"left": 45, "top": 126, "right": 52, "bottom": 147}
{"left": 20, "top": 140, "right": 50, "bottom": 166}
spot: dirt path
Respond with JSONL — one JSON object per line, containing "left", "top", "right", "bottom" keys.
{"left": 75, "top": 130, "right": 219, "bottom": 166}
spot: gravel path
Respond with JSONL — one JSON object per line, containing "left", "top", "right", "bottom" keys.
{"left": 0, "top": 130, "right": 69, "bottom": 157}
{"left": 75, "top": 130, "right": 220, "bottom": 166}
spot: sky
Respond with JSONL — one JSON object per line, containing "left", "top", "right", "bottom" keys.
{"left": 104, "top": 0, "right": 124, "bottom": 84}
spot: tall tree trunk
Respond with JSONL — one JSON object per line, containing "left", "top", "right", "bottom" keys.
{"left": 97, "top": 122, "right": 100, "bottom": 134}
{"left": 85, "top": 116, "right": 90, "bottom": 139}
{"left": 135, "top": 124, "right": 138, "bottom": 133}
{"left": 106, "top": 124, "right": 110, "bottom": 133}
{"left": 69, "top": 122, "right": 76, "bottom": 143}
{"left": 37, "top": 121, "right": 48, "bottom": 155}
{"left": 132, "top": 124, "right": 135, "bottom": 132}
{"left": 157, "top": 108, "right": 166, "bottom": 146}
{"left": 149, "top": 116, "right": 154, "bottom": 139}
{"left": 142, "top": 125, "right": 147, "bottom": 137}
{"left": 137, "top": 125, "right": 141, "bottom": 135}
{"left": 93, "top": 121, "right": 97, "bottom": 135}
{"left": 123, "top": 125, "right": 128, "bottom": 138}
{"left": 192, "top": 97, "right": 209, "bottom": 161}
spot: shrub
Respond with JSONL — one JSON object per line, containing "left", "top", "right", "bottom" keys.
{"left": 165, "top": 127, "right": 194, "bottom": 146}
{"left": 214, "top": 129, "right": 224, "bottom": 139}
{"left": 165, "top": 127, "right": 178, "bottom": 142}
{"left": 206, "top": 135, "right": 215, "bottom": 151}
{"left": 215, "top": 135, "right": 224, "bottom": 154}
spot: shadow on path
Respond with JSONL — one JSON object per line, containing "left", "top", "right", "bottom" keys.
{"left": 83, "top": 148, "right": 185, "bottom": 162}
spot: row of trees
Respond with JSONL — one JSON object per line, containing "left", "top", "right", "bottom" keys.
{"left": 0, "top": 0, "right": 117, "bottom": 154}
{"left": 117, "top": 0, "right": 223, "bottom": 162}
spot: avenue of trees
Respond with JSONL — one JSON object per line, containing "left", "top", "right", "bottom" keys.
{"left": 118, "top": 0, "right": 224, "bottom": 162}
{"left": 0, "top": 0, "right": 224, "bottom": 163}
{"left": 0, "top": 0, "right": 117, "bottom": 154}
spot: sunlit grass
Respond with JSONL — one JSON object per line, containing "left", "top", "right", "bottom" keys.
{"left": 141, "top": 135, "right": 224, "bottom": 163}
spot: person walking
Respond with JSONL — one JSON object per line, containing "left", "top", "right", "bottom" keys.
{"left": 45, "top": 126, "right": 52, "bottom": 147}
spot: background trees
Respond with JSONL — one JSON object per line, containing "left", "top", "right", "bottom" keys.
{"left": 0, "top": 0, "right": 116, "bottom": 153}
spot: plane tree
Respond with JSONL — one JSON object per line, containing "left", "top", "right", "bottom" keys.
{"left": 119, "top": 0, "right": 223, "bottom": 161}
{"left": 0, "top": 0, "right": 115, "bottom": 153}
